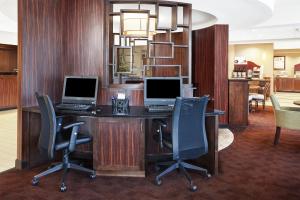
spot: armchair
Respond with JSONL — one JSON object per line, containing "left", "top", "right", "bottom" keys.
{"left": 270, "top": 95, "right": 300, "bottom": 145}
{"left": 31, "top": 93, "right": 96, "bottom": 192}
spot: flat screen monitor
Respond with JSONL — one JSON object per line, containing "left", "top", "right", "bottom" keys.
{"left": 62, "top": 76, "right": 99, "bottom": 105}
{"left": 144, "top": 77, "right": 182, "bottom": 106}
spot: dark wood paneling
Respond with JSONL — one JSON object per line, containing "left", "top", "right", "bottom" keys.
{"left": 192, "top": 25, "right": 229, "bottom": 124}
{"left": 293, "top": 79, "right": 300, "bottom": 92}
{"left": 214, "top": 25, "right": 229, "bottom": 124}
{"left": 93, "top": 117, "right": 145, "bottom": 177}
{"left": 152, "top": 32, "right": 189, "bottom": 78}
{"left": 20, "top": 0, "right": 64, "bottom": 106}
{"left": 18, "top": 0, "right": 106, "bottom": 166}
{"left": 63, "top": 0, "right": 105, "bottom": 80}
{"left": 22, "top": 111, "right": 50, "bottom": 168}
{"left": 275, "top": 77, "right": 300, "bottom": 92}
{"left": 19, "top": 0, "right": 106, "bottom": 107}
{"left": 0, "top": 75, "right": 17, "bottom": 109}
{"left": 228, "top": 80, "right": 249, "bottom": 126}
{"left": 0, "top": 44, "right": 17, "bottom": 72}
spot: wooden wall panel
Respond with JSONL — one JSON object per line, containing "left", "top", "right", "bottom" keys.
{"left": 20, "top": 0, "right": 64, "bottom": 106}
{"left": 214, "top": 26, "right": 229, "bottom": 124}
{"left": 0, "top": 75, "right": 17, "bottom": 109}
{"left": 63, "top": 0, "right": 105, "bottom": 80}
{"left": 18, "top": 0, "right": 106, "bottom": 166}
{"left": 19, "top": 0, "right": 106, "bottom": 107}
{"left": 192, "top": 25, "right": 229, "bottom": 124}
{"left": 152, "top": 32, "right": 189, "bottom": 78}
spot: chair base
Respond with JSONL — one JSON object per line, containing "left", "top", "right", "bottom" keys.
{"left": 32, "top": 151, "right": 96, "bottom": 192}
{"left": 155, "top": 160, "right": 210, "bottom": 192}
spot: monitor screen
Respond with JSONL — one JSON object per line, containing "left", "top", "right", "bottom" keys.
{"left": 144, "top": 77, "right": 182, "bottom": 106}
{"left": 62, "top": 76, "right": 99, "bottom": 104}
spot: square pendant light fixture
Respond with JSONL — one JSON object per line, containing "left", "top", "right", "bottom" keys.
{"left": 120, "top": 9, "right": 150, "bottom": 38}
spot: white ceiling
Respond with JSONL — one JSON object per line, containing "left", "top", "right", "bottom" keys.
{"left": 0, "top": 0, "right": 299, "bottom": 48}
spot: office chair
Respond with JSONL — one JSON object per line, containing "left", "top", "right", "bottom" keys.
{"left": 31, "top": 93, "right": 96, "bottom": 192}
{"left": 154, "top": 96, "right": 210, "bottom": 191}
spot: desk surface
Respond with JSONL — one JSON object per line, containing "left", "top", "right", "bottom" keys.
{"left": 23, "top": 105, "right": 224, "bottom": 118}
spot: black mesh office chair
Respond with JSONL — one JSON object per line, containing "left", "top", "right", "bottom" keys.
{"left": 155, "top": 96, "right": 210, "bottom": 191}
{"left": 31, "top": 93, "right": 96, "bottom": 192}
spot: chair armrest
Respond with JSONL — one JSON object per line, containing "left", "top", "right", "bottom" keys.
{"left": 56, "top": 115, "right": 72, "bottom": 133}
{"left": 62, "top": 121, "right": 84, "bottom": 152}
{"left": 56, "top": 115, "right": 66, "bottom": 133}
{"left": 63, "top": 121, "right": 84, "bottom": 130}
{"left": 153, "top": 119, "right": 167, "bottom": 128}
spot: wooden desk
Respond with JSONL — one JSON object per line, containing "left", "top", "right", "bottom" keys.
{"left": 21, "top": 106, "right": 223, "bottom": 177}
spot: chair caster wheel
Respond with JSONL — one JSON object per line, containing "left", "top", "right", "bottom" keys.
{"left": 90, "top": 172, "right": 96, "bottom": 179}
{"left": 60, "top": 183, "right": 67, "bottom": 192}
{"left": 190, "top": 185, "right": 197, "bottom": 192}
{"left": 155, "top": 178, "right": 162, "bottom": 186}
{"left": 206, "top": 173, "right": 211, "bottom": 179}
{"left": 32, "top": 178, "right": 39, "bottom": 186}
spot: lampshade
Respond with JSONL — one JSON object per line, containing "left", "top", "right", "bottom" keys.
{"left": 120, "top": 9, "right": 150, "bottom": 38}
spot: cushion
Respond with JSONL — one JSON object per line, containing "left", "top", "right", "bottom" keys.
{"left": 251, "top": 94, "right": 264, "bottom": 100}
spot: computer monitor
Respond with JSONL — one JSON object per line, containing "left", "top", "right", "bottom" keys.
{"left": 144, "top": 77, "right": 182, "bottom": 106}
{"left": 62, "top": 76, "right": 99, "bottom": 105}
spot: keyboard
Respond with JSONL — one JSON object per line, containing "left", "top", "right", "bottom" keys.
{"left": 146, "top": 105, "right": 174, "bottom": 113}
{"left": 56, "top": 103, "right": 91, "bottom": 111}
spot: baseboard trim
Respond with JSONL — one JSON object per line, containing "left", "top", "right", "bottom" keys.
{"left": 15, "top": 159, "right": 28, "bottom": 169}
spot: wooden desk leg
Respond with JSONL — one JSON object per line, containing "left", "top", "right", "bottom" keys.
{"left": 205, "top": 115, "right": 219, "bottom": 176}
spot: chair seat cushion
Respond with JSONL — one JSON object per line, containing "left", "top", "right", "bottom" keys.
{"left": 55, "top": 133, "right": 92, "bottom": 151}
{"left": 251, "top": 94, "right": 264, "bottom": 100}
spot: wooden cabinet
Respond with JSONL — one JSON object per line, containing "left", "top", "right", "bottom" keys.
{"left": 0, "top": 75, "right": 17, "bottom": 109}
{"left": 275, "top": 77, "right": 300, "bottom": 92}
{"left": 0, "top": 44, "right": 17, "bottom": 72}
{"left": 229, "top": 79, "right": 249, "bottom": 126}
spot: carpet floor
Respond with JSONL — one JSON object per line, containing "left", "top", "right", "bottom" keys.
{"left": 0, "top": 109, "right": 300, "bottom": 200}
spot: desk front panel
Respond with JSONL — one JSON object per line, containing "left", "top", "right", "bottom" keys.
{"left": 92, "top": 117, "right": 145, "bottom": 177}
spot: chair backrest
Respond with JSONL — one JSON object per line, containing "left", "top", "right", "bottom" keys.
{"left": 263, "top": 82, "right": 270, "bottom": 100}
{"left": 172, "top": 96, "right": 209, "bottom": 161}
{"left": 270, "top": 95, "right": 280, "bottom": 110}
{"left": 35, "top": 92, "right": 57, "bottom": 159}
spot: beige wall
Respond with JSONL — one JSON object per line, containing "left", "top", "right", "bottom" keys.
{"left": 229, "top": 43, "right": 274, "bottom": 93}
{"left": 228, "top": 45, "right": 235, "bottom": 78}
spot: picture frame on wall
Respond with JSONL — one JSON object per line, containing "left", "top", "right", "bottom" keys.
{"left": 273, "top": 56, "right": 285, "bottom": 70}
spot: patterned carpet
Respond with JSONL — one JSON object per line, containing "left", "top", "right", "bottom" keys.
{"left": 0, "top": 109, "right": 300, "bottom": 200}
